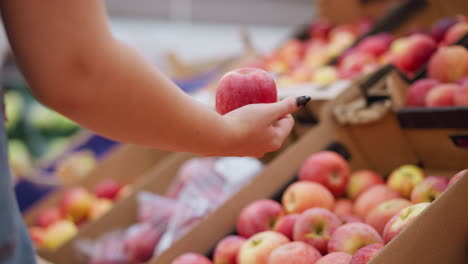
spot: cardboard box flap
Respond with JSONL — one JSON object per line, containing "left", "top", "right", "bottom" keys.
{"left": 370, "top": 172, "right": 468, "bottom": 264}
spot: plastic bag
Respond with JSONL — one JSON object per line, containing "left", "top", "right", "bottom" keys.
{"left": 77, "top": 231, "right": 128, "bottom": 264}
{"left": 166, "top": 157, "right": 218, "bottom": 198}
{"left": 155, "top": 157, "right": 263, "bottom": 255}
{"left": 137, "top": 192, "right": 177, "bottom": 224}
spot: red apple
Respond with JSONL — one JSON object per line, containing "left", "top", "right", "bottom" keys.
{"left": 214, "top": 235, "right": 246, "bottom": 264}
{"left": 356, "top": 33, "right": 394, "bottom": 57}
{"left": 392, "top": 34, "right": 436, "bottom": 74}
{"left": 316, "top": 252, "right": 352, "bottom": 264}
{"left": 238, "top": 231, "right": 289, "bottom": 264}
{"left": 354, "top": 185, "right": 401, "bottom": 219}
{"left": 94, "top": 179, "right": 123, "bottom": 201}
{"left": 172, "top": 253, "right": 213, "bottom": 264}
{"left": 267, "top": 241, "right": 321, "bottom": 264}
{"left": 339, "top": 51, "right": 377, "bottom": 77}
{"left": 237, "top": 199, "right": 284, "bottom": 238}
{"left": 328, "top": 223, "right": 383, "bottom": 255}
{"left": 346, "top": 170, "right": 384, "bottom": 200}
{"left": 333, "top": 198, "right": 354, "bottom": 217}
{"left": 428, "top": 46, "right": 468, "bottom": 83}
{"left": 215, "top": 67, "right": 277, "bottom": 115}
{"left": 309, "top": 21, "right": 333, "bottom": 41}
{"left": 405, "top": 78, "right": 440, "bottom": 107}
{"left": 88, "top": 199, "right": 113, "bottom": 220}
{"left": 383, "top": 202, "right": 430, "bottom": 244}
{"left": 430, "top": 17, "right": 459, "bottom": 43}
{"left": 365, "top": 198, "right": 412, "bottom": 235}
{"left": 60, "top": 187, "right": 94, "bottom": 223}
{"left": 298, "top": 151, "right": 350, "bottom": 197}
{"left": 29, "top": 227, "right": 46, "bottom": 247}
{"left": 454, "top": 83, "right": 468, "bottom": 106}
{"left": 273, "top": 214, "right": 300, "bottom": 240}
{"left": 349, "top": 243, "right": 384, "bottom": 264}
{"left": 410, "top": 176, "right": 448, "bottom": 203}
{"left": 282, "top": 182, "right": 335, "bottom": 214}
{"left": 387, "top": 165, "right": 425, "bottom": 198}
{"left": 312, "top": 66, "right": 339, "bottom": 85}
{"left": 425, "top": 83, "right": 458, "bottom": 107}
{"left": 41, "top": 220, "right": 78, "bottom": 251}
{"left": 36, "top": 207, "right": 62, "bottom": 228}
{"left": 448, "top": 169, "right": 467, "bottom": 187}
{"left": 124, "top": 223, "right": 163, "bottom": 263}
{"left": 278, "top": 39, "right": 305, "bottom": 67}
{"left": 443, "top": 22, "right": 468, "bottom": 45}
{"left": 293, "top": 208, "right": 342, "bottom": 254}
{"left": 340, "top": 215, "right": 363, "bottom": 225}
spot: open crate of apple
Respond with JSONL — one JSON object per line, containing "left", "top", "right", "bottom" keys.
{"left": 258, "top": 15, "right": 467, "bottom": 99}
{"left": 171, "top": 150, "right": 465, "bottom": 264}
{"left": 28, "top": 179, "right": 131, "bottom": 251}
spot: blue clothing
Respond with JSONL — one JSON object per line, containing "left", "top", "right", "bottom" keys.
{"left": 0, "top": 88, "right": 36, "bottom": 263}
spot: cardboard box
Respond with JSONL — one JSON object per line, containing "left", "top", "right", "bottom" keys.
{"left": 35, "top": 152, "right": 193, "bottom": 263}
{"left": 25, "top": 144, "right": 172, "bottom": 261}
{"left": 149, "top": 84, "right": 468, "bottom": 263}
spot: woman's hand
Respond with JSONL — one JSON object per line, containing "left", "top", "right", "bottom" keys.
{"left": 221, "top": 96, "right": 310, "bottom": 157}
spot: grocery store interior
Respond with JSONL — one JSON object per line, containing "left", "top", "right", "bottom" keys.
{"left": 2, "top": 0, "right": 468, "bottom": 263}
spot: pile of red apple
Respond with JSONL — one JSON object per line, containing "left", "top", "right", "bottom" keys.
{"left": 172, "top": 151, "right": 466, "bottom": 264}
{"left": 28, "top": 179, "right": 128, "bottom": 251}
{"left": 254, "top": 19, "right": 373, "bottom": 86}
{"left": 405, "top": 47, "right": 468, "bottom": 107}
{"left": 254, "top": 15, "right": 468, "bottom": 89}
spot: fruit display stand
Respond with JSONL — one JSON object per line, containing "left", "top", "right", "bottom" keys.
{"left": 150, "top": 80, "right": 468, "bottom": 263}
{"left": 34, "top": 150, "right": 272, "bottom": 264}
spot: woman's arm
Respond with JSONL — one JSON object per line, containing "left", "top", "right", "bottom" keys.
{"left": 0, "top": 0, "right": 304, "bottom": 157}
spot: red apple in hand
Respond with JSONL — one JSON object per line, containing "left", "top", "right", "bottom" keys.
{"left": 365, "top": 198, "right": 412, "bottom": 235}
{"left": 316, "top": 252, "right": 352, "bottom": 264}
{"left": 273, "top": 214, "right": 300, "bottom": 240}
{"left": 349, "top": 243, "right": 384, "bottom": 264}
{"left": 215, "top": 67, "right": 277, "bottom": 115}
{"left": 237, "top": 199, "right": 284, "bottom": 238}
{"left": 410, "top": 176, "right": 448, "bottom": 203}
{"left": 293, "top": 208, "right": 342, "bottom": 254}
{"left": 354, "top": 185, "right": 401, "bottom": 219}
{"left": 238, "top": 231, "right": 289, "bottom": 264}
{"left": 282, "top": 182, "right": 335, "bottom": 214}
{"left": 36, "top": 207, "right": 62, "bottom": 228}
{"left": 214, "top": 235, "right": 246, "bottom": 264}
{"left": 383, "top": 202, "right": 430, "bottom": 243}
{"left": 405, "top": 79, "right": 440, "bottom": 107}
{"left": 172, "top": 253, "right": 213, "bottom": 264}
{"left": 298, "top": 151, "right": 350, "bottom": 197}
{"left": 328, "top": 223, "right": 383, "bottom": 255}
{"left": 347, "top": 170, "right": 384, "bottom": 200}
{"left": 448, "top": 169, "right": 467, "bottom": 187}
{"left": 94, "top": 179, "right": 123, "bottom": 201}
{"left": 267, "top": 241, "right": 321, "bottom": 264}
